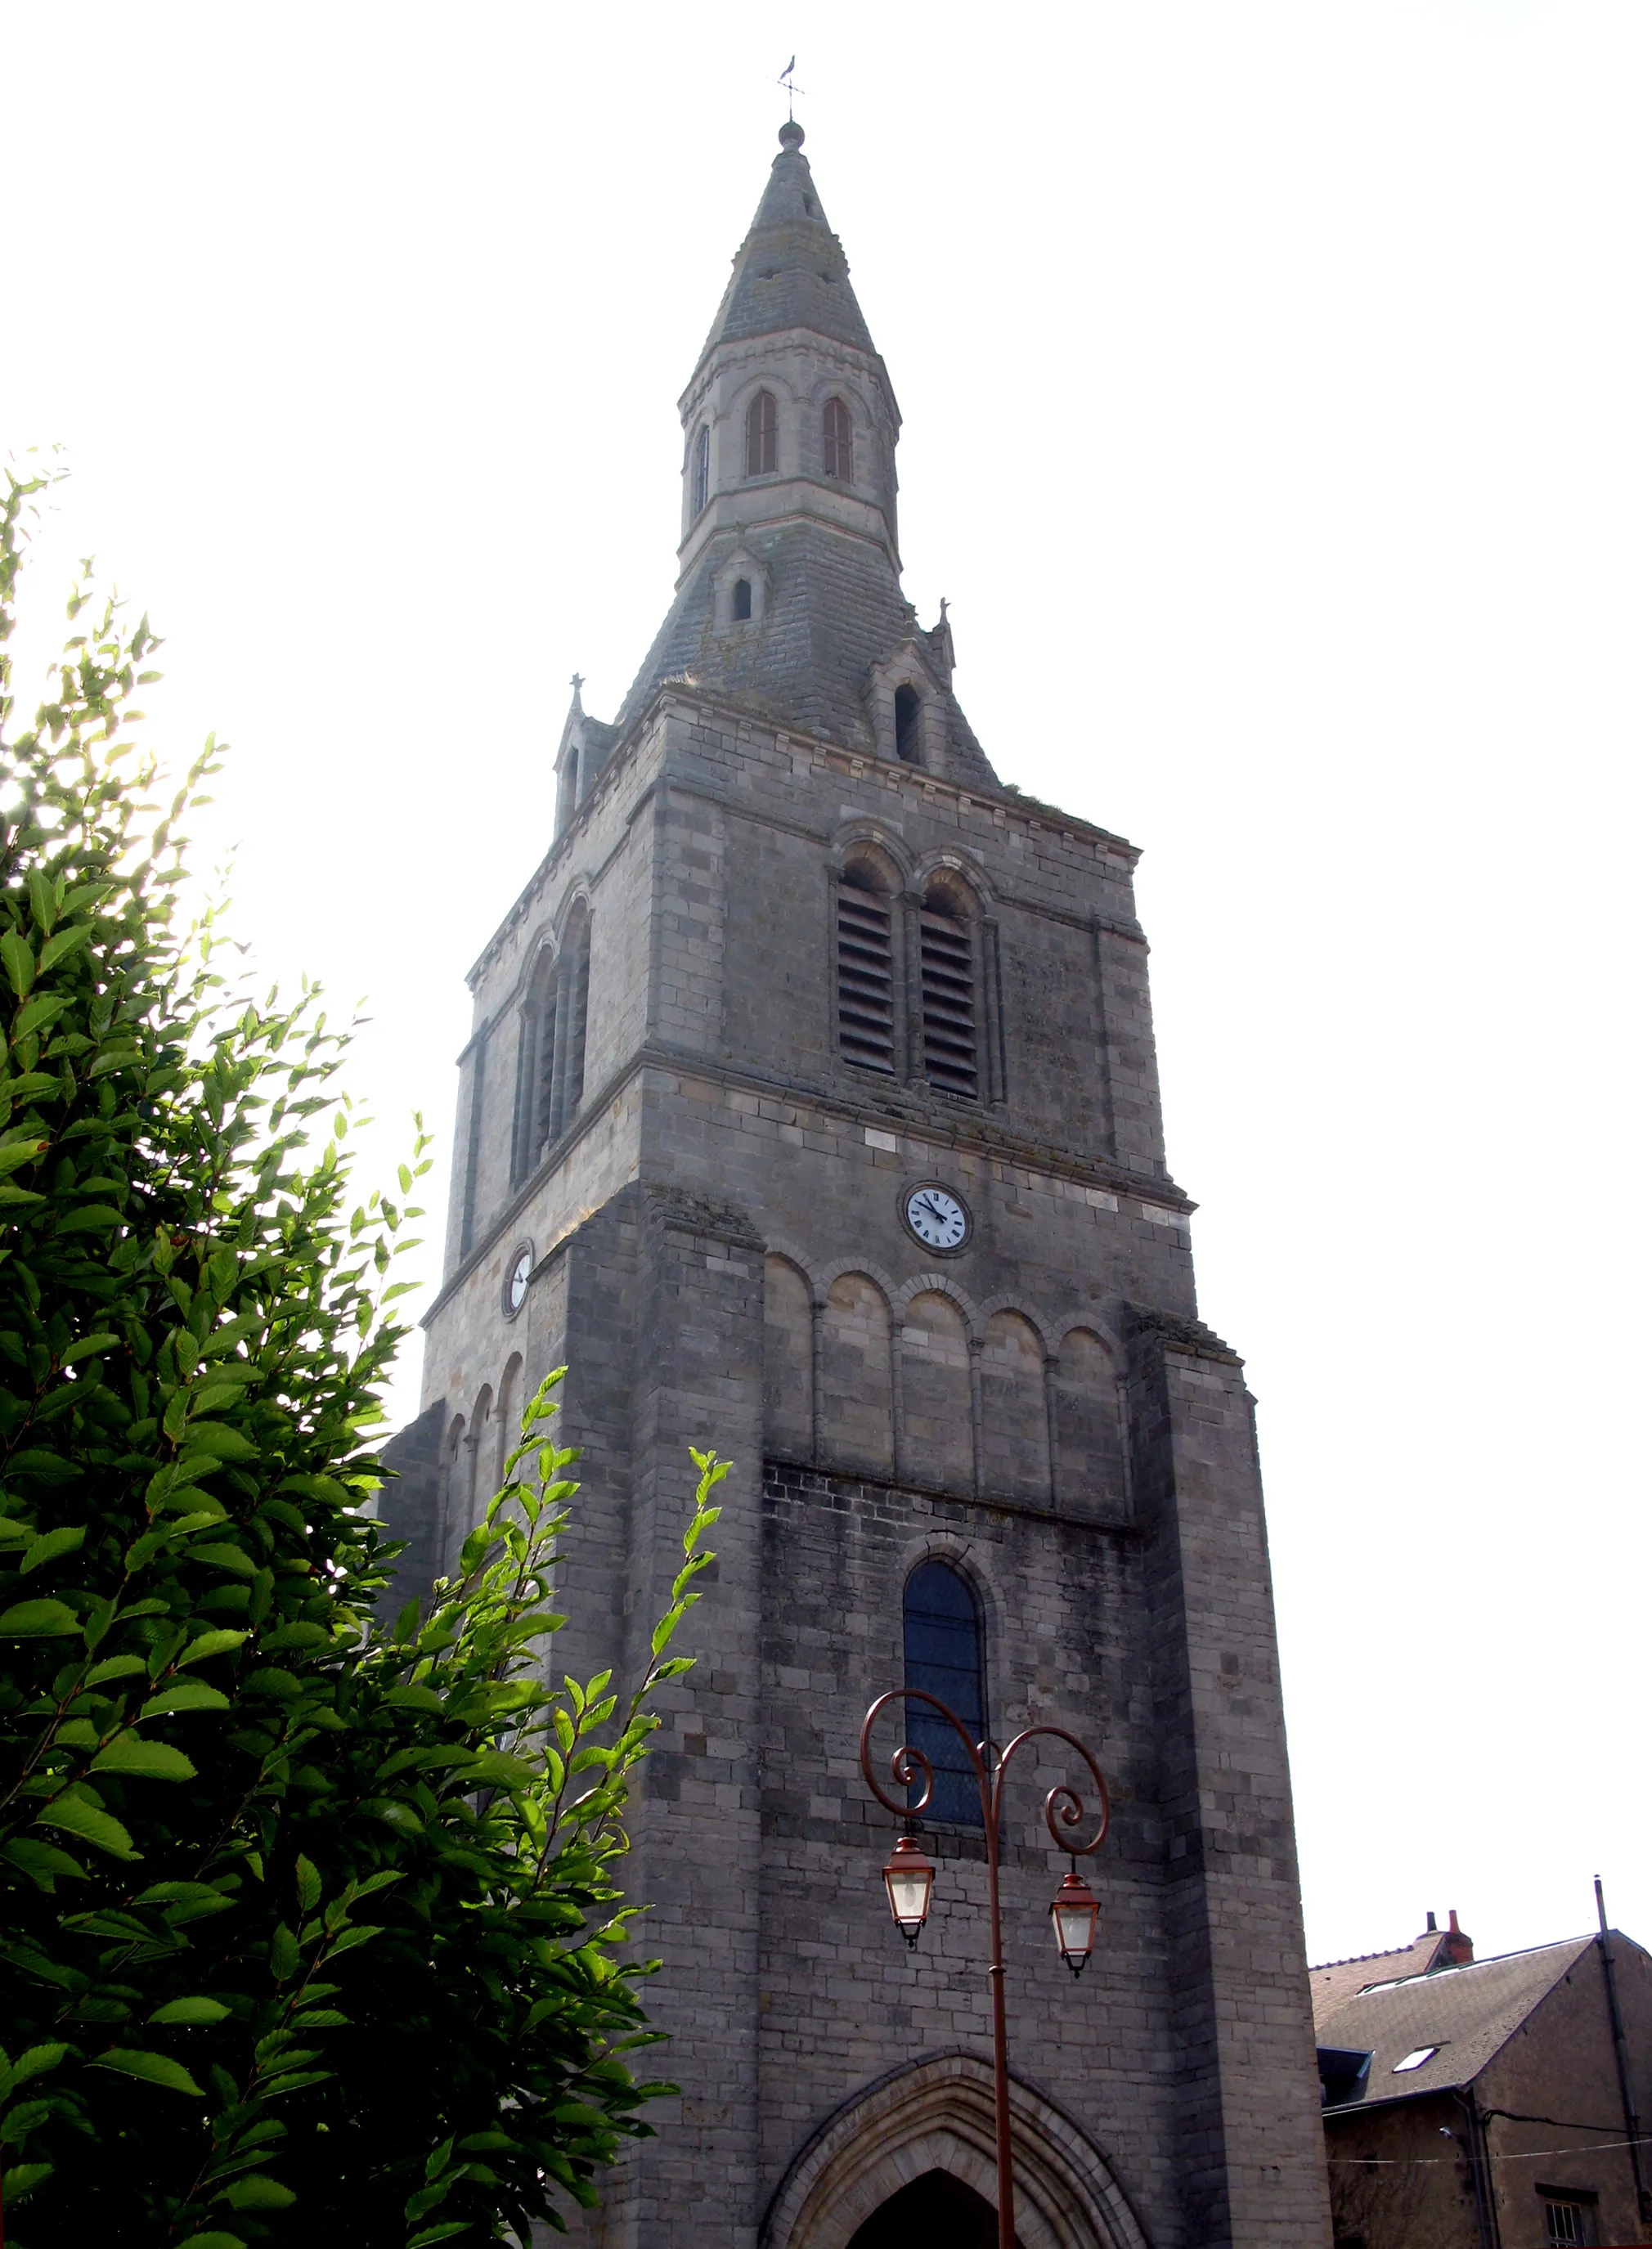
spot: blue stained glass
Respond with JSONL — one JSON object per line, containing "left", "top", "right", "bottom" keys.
{"left": 903, "top": 1562, "right": 985, "bottom": 1829}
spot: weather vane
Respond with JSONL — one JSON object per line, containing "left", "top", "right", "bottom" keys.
{"left": 778, "top": 56, "right": 806, "bottom": 119}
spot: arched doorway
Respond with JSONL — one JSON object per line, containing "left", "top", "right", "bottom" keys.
{"left": 761, "top": 2051, "right": 1148, "bottom": 2249}
{"left": 847, "top": 2167, "right": 1020, "bottom": 2249}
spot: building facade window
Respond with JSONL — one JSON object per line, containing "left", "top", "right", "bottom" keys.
{"left": 823, "top": 395, "right": 853, "bottom": 482}
{"left": 1542, "top": 2197, "right": 1596, "bottom": 2247}
{"left": 692, "top": 424, "right": 710, "bottom": 517}
{"left": 903, "top": 1560, "right": 985, "bottom": 1828}
{"left": 510, "top": 907, "right": 594, "bottom": 1181}
{"left": 836, "top": 857, "right": 897, "bottom": 1074}
{"left": 746, "top": 388, "right": 778, "bottom": 477}
{"left": 919, "top": 876, "right": 979, "bottom": 1100}
{"left": 733, "top": 577, "right": 752, "bottom": 622}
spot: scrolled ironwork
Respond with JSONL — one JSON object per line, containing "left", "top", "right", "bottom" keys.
{"left": 859, "top": 1686, "right": 985, "bottom": 1822}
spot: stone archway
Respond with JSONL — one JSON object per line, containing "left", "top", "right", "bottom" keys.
{"left": 760, "top": 2052, "right": 1150, "bottom": 2249}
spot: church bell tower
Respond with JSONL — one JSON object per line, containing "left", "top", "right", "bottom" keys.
{"left": 388, "top": 122, "right": 1333, "bottom": 2249}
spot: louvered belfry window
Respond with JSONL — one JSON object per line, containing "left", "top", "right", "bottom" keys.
{"left": 746, "top": 389, "right": 778, "bottom": 477}
{"left": 836, "top": 869, "right": 896, "bottom": 1074}
{"left": 920, "top": 882, "right": 979, "bottom": 1099}
{"left": 823, "top": 396, "right": 852, "bottom": 482}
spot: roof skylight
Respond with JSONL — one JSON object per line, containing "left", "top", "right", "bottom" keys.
{"left": 1392, "top": 2046, "right": 1439, "bottom": 2072}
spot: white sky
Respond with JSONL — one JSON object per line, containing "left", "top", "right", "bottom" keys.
{"left": 5, "top": 2, "right": 1648, "bottom": 1977}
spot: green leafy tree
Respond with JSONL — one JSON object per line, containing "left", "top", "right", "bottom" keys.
{"left": 0, "top": 460, "right": 726, "bottom": 2247}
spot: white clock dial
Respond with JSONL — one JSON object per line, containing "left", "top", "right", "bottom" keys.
{"left": 507, "top": 1247, "right": 531, "bottom": 1313}
{"left": 905, "top": 1185, "right": 968, "bottom": 1251}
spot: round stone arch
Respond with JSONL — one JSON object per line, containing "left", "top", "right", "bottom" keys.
{"left": 813, "top": 1253, "right": 902, "bottom": 1313}
{"left": 891, "top": 1529, "right": 1006, "bottom": 1661}
{"left": 911, "top": 846, "right": 997, "bottom": 917}
{"left": 759, "top": 2051, "right": 1149, "bottom": 2249}
{"left": 551, "top": 879, "right": 595, "bottom": 945}
{"left": 1048, "top": 1312, "right": 1127, "bottom": 1374}
{"left": 891, "top": 1269, "right": 981, "bottom": 1333}
{"left": 972, "top": 1293, "right": 1055, "bottom": 1358}
{"left": 833, "top": 817, "right": 916, "bottom": 887}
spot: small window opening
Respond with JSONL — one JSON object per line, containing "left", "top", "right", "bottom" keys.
{"left": 733, "top": 577, "right": 752, "bottom": 622}
{"left": 803, "top": 195, "right": 814, "bottom": 217}
{"left": 691, "top": 424, "right": 709, "bottom": 518}
{"left": 823, "top": 396, "right": 853, "bottom": 483}
{"left": 894, "top": 683, "right": 921, "bottom": 763}
{"left": 1391, "top": 2047, "right": 1438, "bottom": 2073}
{"left": 746, "top": 389, "right": 778, "bottom": 478}
{"left": 837, "top": 861, "right": 895, "bottom": 1075}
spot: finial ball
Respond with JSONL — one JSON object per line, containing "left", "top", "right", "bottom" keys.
{"left": 779, "top": 119, "right": 805, "bottom": 150}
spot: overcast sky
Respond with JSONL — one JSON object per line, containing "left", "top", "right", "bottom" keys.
{"left": 5, "top": 1, "right": 1649, "bottom": 1975}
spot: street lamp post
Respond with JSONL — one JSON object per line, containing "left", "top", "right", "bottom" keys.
{"left": 859, "top": 1688, "right": 1111, "bottom": 2249}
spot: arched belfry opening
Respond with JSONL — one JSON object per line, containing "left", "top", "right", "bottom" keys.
{"left": 847, "top": 2170, "right": 1014, "bottom": 2249}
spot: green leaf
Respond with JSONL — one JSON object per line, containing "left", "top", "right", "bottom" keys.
{"left": 2, "top": 930, "right": 37, "bottom": 998}
{"left": 2, "top": 2161, "right": 54, "bottom": 2202}
{"left": 0, "top": 1597, "right": 80, "bottom": 1636}
{"left": 407, "top": 2228, "right": 473, "bottom": 2247}
{"left": 91, "top": 1732, "right": 197, "bottom": 1781}
{"left": 295, "top": 1855, "right": 321, "bottom": 1910}
{"left": 90, "top": 2047, "right": 204, "bottom": 2095}
{"left": 56, "top": 1203, "right": 124, "bottom": 1234}
{"left": 8, "top": 2042, "right": 69, "bottom": 2088}
{"left": 21, "top": 1524, "right": 85, "bottom": 1573}
{"left": 85, "top": 1654, "right": 148, "bottom": 1685}
{"left": 148, "top": 1996, "right": 231, "bottom": 2025}
{"left": 141, "top": 1679, "right": 231, "bottom": 1716}
{"left": 0, "top": 1136, "right": 48, "bottom": 1178}
{"left": 177, "top": 1627, "right": 249, "bottom": 1667}
{"left": 181, "top": 1421, "right": 258, "bottom": 1461}
{"left": 1, "top": 1835, "right": 88, "bottom": 1887}
{"left": 175, "top": 2236, "right": 248, "bottom": 2249}
{"left": 186, "top": 1542, "right": 257, "bottom": 1576}
{"left": 38, "top": 922, "right": 92, "bottom": 974}
{"left": 61, "top": 1331, "right": 119, "bottom": 1363}
{"left": 270, "top": 1923, "right": 300, "bottom": 1982}
{"left": 220, "top": 2174, "right": 297, "bottom": 2209}
{"left": 7, "top": 1448, "right": 80, "bottom": 1484}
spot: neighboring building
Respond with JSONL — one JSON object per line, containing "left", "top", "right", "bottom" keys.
{"left": 1313, "top": 1910, "right": 1652, "bottom": 2249}
{"left": 383, "top": 120, "right": 1331, "bottom": 2249}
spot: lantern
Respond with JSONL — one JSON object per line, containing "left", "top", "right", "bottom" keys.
{"left": 1049, "top": 1866, "right": 1099, "bottom": 1976}
{"left": 882, "top": 1834, "right": 936, "bottom": 1946}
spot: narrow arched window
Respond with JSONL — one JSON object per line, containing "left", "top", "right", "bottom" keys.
{"left": 692, "top": 424, "right": 710, "bottom": 518}
{"left": 919, "top": 876, "right": 978, "bottom": 1100}
{"left": 513, "top": 954, "right": 559, "bottom": 1181}
{"left": 823, "top": 396, "right": 852, "bottom": 482}
{"left": 746, "top": 389, "right": 778, "bottom": 477}
{"left": 562, "top": 907, "right": 592, "bottom": 1122}
{"left": 903, "top": 1560, "right": 985, "bottom": 1828}
{"left": 733, "top": 577, "right": 752, "bottom": 622}
{"left": 836, "top": 855, "right": 896, "bottom": 1074}
{"left": 894, "top": 683, "right": 921, "bottom": 764}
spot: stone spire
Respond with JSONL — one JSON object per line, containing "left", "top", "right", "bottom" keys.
{"left": 694, "top": 120, "right": 876, "bottom": 366}
{"left": 604, "top": 123, "right": 998, "bottom": 792}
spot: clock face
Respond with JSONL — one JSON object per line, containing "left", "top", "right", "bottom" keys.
{"left": 507, "top": 1247, "right": 531, "bottom": 1314}
{"left": 904, "top": 1184, "right": 969, "bottom": 1253}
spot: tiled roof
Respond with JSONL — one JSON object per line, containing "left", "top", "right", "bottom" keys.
{"left": 1314, "top": 1936, "right": 1596, "bottom": 2105}
{"left": 613, "top": 520, "right": 1001, "bottom": 791}
{"left": 1310, "top": 1932, "right": 1450, "bottom": 2029}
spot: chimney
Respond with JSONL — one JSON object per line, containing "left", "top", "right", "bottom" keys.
{"left": 1441, "top": 1909, "right": 1474, "bottom": 1967}
{"left": 1425, "top": 1911, "right": 1438, "bottom": 1933}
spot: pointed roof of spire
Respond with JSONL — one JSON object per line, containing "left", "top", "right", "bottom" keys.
{"left": 695, "top": 122, "right": 875, "bottom": 369}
